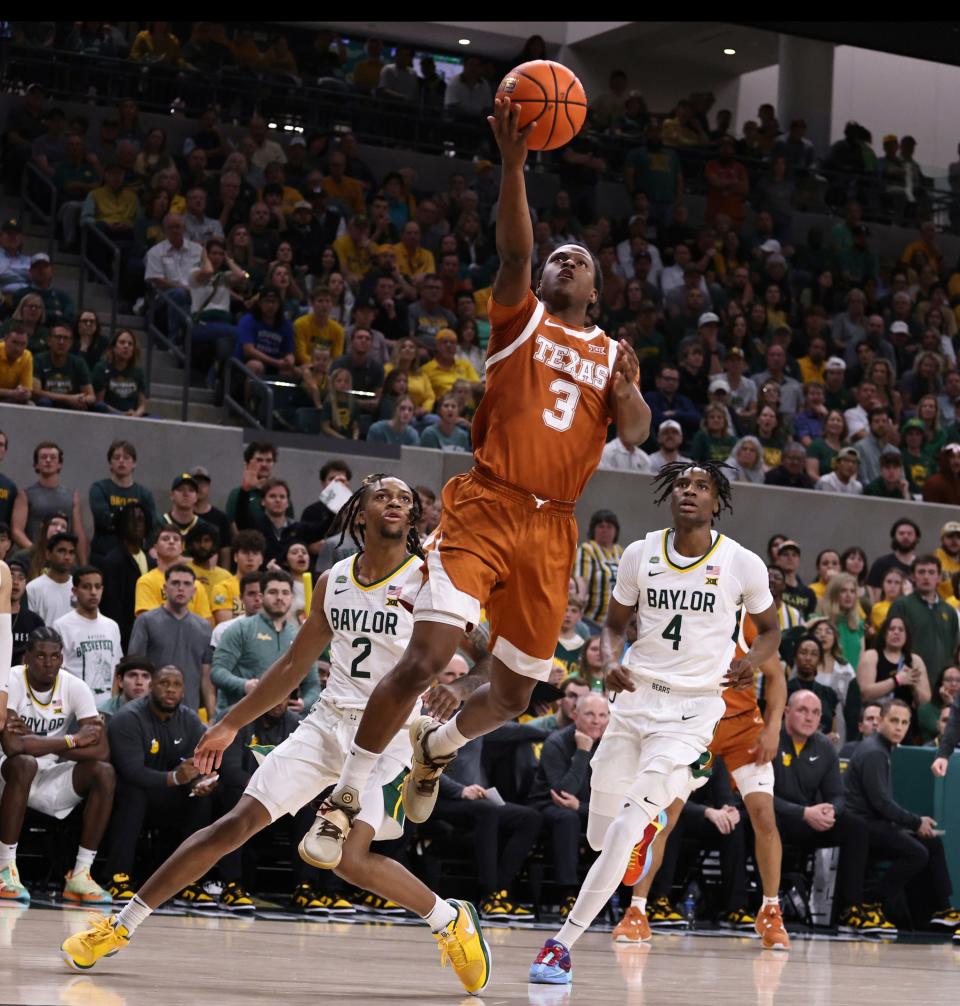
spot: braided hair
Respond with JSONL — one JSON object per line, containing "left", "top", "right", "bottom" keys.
{"left": 332, "top": 473, "right": 424, "bottom": 559}
{"left": 652, "top": 461, "right": 734, "bottom": 521}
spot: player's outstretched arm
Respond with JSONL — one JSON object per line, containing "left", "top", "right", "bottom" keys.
{"left": 196, "top": 573, "right": 333, "bottom": 773}
{"left": 488, "top": 97, "right": 534, "bottom": 306}
{"left": 610, "top": 340, "right": 651, "bottom": 447}
{"left": 600, "top": 597, "right": 636, "bottom": 694}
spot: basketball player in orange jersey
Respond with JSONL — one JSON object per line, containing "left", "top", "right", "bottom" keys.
{"left": 614, "top": 608, "right": 789, "bottom": 950}
{"left": 300, "top": 96, "right": 651, "bottom": 868}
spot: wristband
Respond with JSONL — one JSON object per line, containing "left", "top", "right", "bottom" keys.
{"left": 64, "top": 734, "right": 76, "bottom": 749}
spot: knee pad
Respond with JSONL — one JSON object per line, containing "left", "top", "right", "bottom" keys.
{"left": 627, "top": 762, "right": 694, "bottom": 815}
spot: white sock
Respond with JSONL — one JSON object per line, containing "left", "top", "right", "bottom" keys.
{"left": 762, "top": 895, "right": 779, "bottom": 908}
{"left": 73, "top": 847, "right": 96, "bottom": 874}
{"left": 115, "top": 895, "right": 153, "bottom": 935}
{"left": 422, "top": 895, "right": 458, "bottom": 933}
{"left": 337, "top": 743, "right": 380, "bottom": 797}
{"left": 556, "top": 802, "right": 653, "bottom": 949}
{"left": 0, "top": 842, "right": 16, "bottom": 867}
{"left": 632, "top": 896, "right": 647, "bottom": 913}
{"left": 428, "top": 713, "right": 470, "bottom": 758}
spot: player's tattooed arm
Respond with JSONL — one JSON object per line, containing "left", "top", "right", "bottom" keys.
{"left": 600, "top": 597, "right": 637, "bottom": 694}
{"left": 196, "top": 572, "right": 334, "bottom": 773}
{"left": 423, "top": 626, "right": 491, "bottom": 720}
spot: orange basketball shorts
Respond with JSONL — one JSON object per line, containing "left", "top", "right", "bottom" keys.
{"left": 414, "top": 466, "right": 578, "bottom": 680}
{"left": 709, "top": 706, "right": 774, "bottom": 797}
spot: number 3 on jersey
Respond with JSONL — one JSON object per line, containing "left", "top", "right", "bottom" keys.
{"left": 662, "top": 614, "right": 683, "bottom": 651}
{"left": 543, "top": 378, "right": 581, "bottom": 432}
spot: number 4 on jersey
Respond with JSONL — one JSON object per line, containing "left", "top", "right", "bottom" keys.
{"left": 661, "top": 614, "right": 682, "bottom": 651}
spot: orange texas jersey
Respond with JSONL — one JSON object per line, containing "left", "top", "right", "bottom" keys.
{"left": 723, "top": 611, "right": 762, "bottom": 718}
{"left": 472, "top": 289, "right": 619, "bottom": 501}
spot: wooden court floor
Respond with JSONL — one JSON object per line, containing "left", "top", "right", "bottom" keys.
{"left": 2, "top": 905, "right": 957, "bottom": 1006}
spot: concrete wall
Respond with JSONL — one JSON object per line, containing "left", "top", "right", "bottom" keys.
{"left": 2, "top": 404, "right": 955, "bottom": 578}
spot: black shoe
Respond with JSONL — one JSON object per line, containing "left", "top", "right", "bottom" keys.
{"left": 290, "top": 883, "right": 326, "bottom": 916}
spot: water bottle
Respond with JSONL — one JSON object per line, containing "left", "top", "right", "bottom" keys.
{"left": 682, "top": 881, "right": 700, "bottom": 925}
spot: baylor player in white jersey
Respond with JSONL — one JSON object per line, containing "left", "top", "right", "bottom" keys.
{"left": 62, "top": 475, "right": 493, "bottom": 997}
{"left": 530, "top": 462, "right": 781, "bottom": 985}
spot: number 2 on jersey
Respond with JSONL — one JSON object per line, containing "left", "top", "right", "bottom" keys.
{"left": 661, "top": 614, "right": 683, "bottom": 651}
{"left": 350, "top": 637, "right": 372, "bottom": 677}
{"left": 542, "top": 378, "right": 581, "bottom": 432}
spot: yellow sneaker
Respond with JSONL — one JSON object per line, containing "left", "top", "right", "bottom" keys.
{"left": 433, "top": 899, "right": 491, "bottom": 996}
{"left": 61, "top": 915, "right": 130, "bottom": 971}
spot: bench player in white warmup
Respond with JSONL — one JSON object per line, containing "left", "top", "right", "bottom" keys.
{"left": 529, "top": 461, "right": 781, "bottom": 984}
{"left": 62, "top": 475, "right": 492, "bottom": 997}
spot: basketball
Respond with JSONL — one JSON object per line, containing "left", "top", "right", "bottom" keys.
{"left": 496, "top": 60, "right": 587, "bottom": 151}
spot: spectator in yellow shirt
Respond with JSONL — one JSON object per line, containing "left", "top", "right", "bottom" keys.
{"left": 0, "top": 324, "right": 34, "bottom": 405}
{"left": 184, "top": 521, "right": 234, "bottom": 624}
{"left": 134, "top": 526, "right": 213, "bottom": 623}
{"left": 322, "top": 151, "right": 365, "bottom": 218}
{"left": 333, "top": 215, "right": 374, "bottom": 288}
{"left": 293, "top": 285, "right": 345, "bottom": 364}
{"left": 392, "top": 221, "right": 436, "bottom": 282}
{"left": 384, "top": 336, "right": 435, "bottom": 416}
{"left": 420, "top": 328, "right": 481, "bottom": 401}
{"left": 129, "top": 22, "right": 183, "bottom": 66}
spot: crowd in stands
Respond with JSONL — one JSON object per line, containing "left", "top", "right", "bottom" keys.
{"left": 4, "top": 24, "right": 960, "bottom": 472}
{"left": 1, "top": 23, "right": 960, "bottom": 932}
{"left": 0, "top": 431, "right": 956, "bottom": 932}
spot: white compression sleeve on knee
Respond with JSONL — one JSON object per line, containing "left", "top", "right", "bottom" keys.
{"left": 556, "top": 800, "right": 653, "bottom": 948}
{"left": 586, "top": 811, "right": 615, "bottom": 852}
{"left": 0, "top": 613, "right": 11, "bottom": 694}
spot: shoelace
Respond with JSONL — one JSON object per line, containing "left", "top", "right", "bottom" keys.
{"left": 436, "top": 930, "right": 468, "bottom": 969}
{"left": 78, "top": 915, "right": 117, "bottom": 948}
{"left": 314, "top": 814, "right": 348, "bottom": 840}
{"left": 533, "top": 944, "right": 567, "bottom": 967}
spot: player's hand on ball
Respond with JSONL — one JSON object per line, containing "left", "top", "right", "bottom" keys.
{"left": 604, "top": 662, "right": 635, "bottom": 694}
{"left": 724, "top": 658, "right": 754, "bottom": 691}
{"left": 487, "top": 98, "right": 534, "bottom": 169}
{"left": 195, "top": 721, "right": 237, "bottom": 773}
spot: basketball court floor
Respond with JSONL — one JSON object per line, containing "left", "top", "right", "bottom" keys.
{"left": 3, "top": 904, "right": 956, "bottom": 1006}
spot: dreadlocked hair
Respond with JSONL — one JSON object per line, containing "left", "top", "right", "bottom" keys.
{"left": 332, "top": 473, "right": 424, "bottom": 559}
{"left": 652, "top": 460, "right": 734, "bottom": 520}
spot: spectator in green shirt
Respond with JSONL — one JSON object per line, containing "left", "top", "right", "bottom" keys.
{"left": 863, "top": 450, "right": 912, "bottom": 500}
{"left": 55, "top": 132, "right": 101, "bottom": 250}
{"left": 32, "top": 322, "right": 99, "bottom": 411}
{"left": 420, "top": 393, "right": 471, "bottom": 452}
{"left": 15, "top": 254, "right": 75, "bottom": 324}
{"left": 210, "top": 569, "right": 320, "bottom": 718}
{"left": 88, "top": 438, "right": 159, "bottom": 561}
{"left": 889, "top": 554, "right": 960, "bottom": 692}
{"left": 92, "top": 329, "right": 147, "bottom": 416}
{"left": 689, "top": 403, "right": 736, "bottom": 462}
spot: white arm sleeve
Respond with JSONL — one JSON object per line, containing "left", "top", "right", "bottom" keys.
{"left": 0, "top": 613, "right": 11, "bottom": 694}
{"left": 611, "top": 541, "right": 644, "bottom": 609}
{"left": 737, "top": 548, "right": 775, "bottom": 614}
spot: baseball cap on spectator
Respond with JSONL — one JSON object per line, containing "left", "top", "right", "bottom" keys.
{"left": 30, "top": 253, "right": 51, "bottom": 267}
{"left": 698, "top": 312, "right": 720, "bottom": 328}
{"left": 837, "top": 447, "right": 859, "bottom": 462}
{"left": 7, "top": 558, "right": 27, "bottom": 576}
{"left": 171, "top": 473, "right": 198, "bottom": 491}
{"left": 292, "top": 200, "right": 312, "bottom": 212}
{"left": 883, "top": 134, "right": 898, "bottom": 144}
{"left": 1, "top": 219, "right": 21, "bottom": 233}
{"left": 902, "top": 418, "right": 925, "bottom": 433}
{"left": 941, "top": 521, "right": 960, "bottom": 536}
{"left": 766, "top": 254, "right": 787, "bottom": 268}
{"left": 826, "top": 356, "right": 846, "bottom": 371}
{"left": 760, "top": 239, "right": 781, "bottom": 254}
{"left": 659, "top": 419, "right": 682, "bottom": 434}
{"left": 354, "top": 295, "right": 377, "bottom": 311}
{"left": 708, "top": 376, "right": 731, "bottom": 394}
{"left": 436, "top": 329, "right": 458, "bottom": 344}
{"left": 778, "top": 540, "right": 801, "bottom": 554}
{"left": 890, "top": 321, "right": 910, "bottom": 335}
{"left": 189, "top": 466, "right": 211, "bottom": 483}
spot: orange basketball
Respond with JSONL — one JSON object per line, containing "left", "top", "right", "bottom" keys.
{"left": 496, "top": 60, "right": 587, "bottom": 151}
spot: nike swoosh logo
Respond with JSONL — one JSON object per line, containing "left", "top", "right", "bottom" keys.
{"left": 681, "top": 715, "right": 696, "bottom": 721}
{"left": 643, "top": 796, "right": 658, "bottom": 805}
{"left": 174, "top": 738, "right": 182, "bottom": 744}
{"left": 648, "top": 570, "right": 666, "bottom": 577}
{"left": 334, "top": 588, "right": 350, "bottom": 595}
{"left": 809, "top": 756, "right": 818, "bottom": 761}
